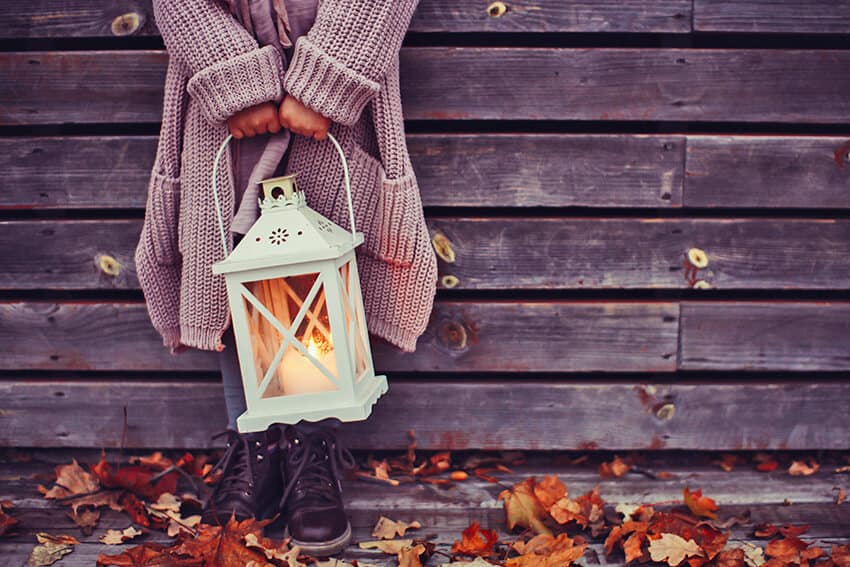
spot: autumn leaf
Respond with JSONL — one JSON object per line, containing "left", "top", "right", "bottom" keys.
{"left": 243, "top": 533, "right": 296, "bottom": 563}
{"left": 831, "top": 543, "right": 850, "bottom": 567}
{"left": 100, "top": 526, "right": 144, "bottom": 545}
{"left": 604, "top": 520, "right": 649, "bottom": 561}
{"left": 712, "top": 547, "right": 746, "bottom": 567}
{"left": 754, "top": 523, "right": 809, "bottom": 538}
{"left": 788, "top": 459, "right": 819, "bottom": 476}
{"left": 599, "top": 455, "right": 631, "bottom": 478}
{"left": 146, "top": 493, "right": 200, "bottom": 537}
{"left": 0, "top": 500, "right": 19, "bottom": 536}
{"left": 41, "top": 459, "right": 122, "bottom": 514}
{"left": 359, "top": 539, "right": 415, "bottom": 554}
{"left": 739, "top": 542, "right": 766, "bottom": 567}
{"left": 96, "top": 542, "right": 201, "bottom": 566}
{"left": 550, "top": 486, "right": 605, "bottom": 530}
{"left": 648, "top": 533, "right": 705, "bottom": 566}
{"left": 452, "top": 522, "right": 499, "bottom": 557}
{"left": 683, "top": 487, "right": 719, "bottom": 519}
{"left": 27, "top": 533, "right": 80, "bottom": 566}
{"left": 399, "top": 543, "right": 427, "bottom": 567}
{"left": 439, "top": 558, "right": 498, "bottom": 567}
{"left": 92, "top": 452, "right": 178, "bottom": 501}
{"left": 371, "top": 516, "right": 423, "bottom": 539}
{"left": 506, "top": 533, "right": 587, "bottom": 567}
{"left": 715, "top": 454, "right": 740, "bottom": 472}
{"left": 499, "top": 478, "right": 551, "bottom": 535}
{"left": 533, "top": 476, "right": 566, "bottom": 509}
{"left": 624, "top": 531, "right": 649, "bottom": 564}
{"left": 765, "top": 535, "right": 811, "bottom": 564}
{"left": 173, "top": 515, "right": 276, "bottom": 566}
{"left": 66, "top": 507, "right": 100, "bottom": 536}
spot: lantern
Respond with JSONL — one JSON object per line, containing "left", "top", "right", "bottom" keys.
{"left": 210, "top": 134, "right": 387, "bottom": 433}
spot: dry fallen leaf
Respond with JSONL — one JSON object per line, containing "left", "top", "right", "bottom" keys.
{"left": 713, "top": 547, "right": 745, "bottom": 567}
{"left": 243, "top": 533, "right": 296, "bottom": 562}
{"left": 683, "top": 487, "right": 719, "bottom": 519}
{"left": 648, "top": 533, "right": 705, "bottom": 566}
{"left": 398, "top": 543, "right": 427, "bottom": 567}
{"left": 599, "top": 455, "right": 631, "bottom": 478}
{"left": 0, "top": 500, "right": 19, "bottom": 537}
{"left": 499, "top": 478, "right": 551, "bottom": 535}
{"left": 173, "top": 515, "right": 276, "bottom": 566}
{"left": 67, "top": 507, "right": 100, "bottom": 536}
{"left": 359, "top": 538, "right": 415, "bottom": 554}
{"left": 371, "top": 516, "right": 422, "bottom": 539}
{"left": 765, "top": 535, "right": 811, "bottom": 564}
{"left": 452, "top": 522, "right": 499, "bottom": 557}
{"left": 27, "top": 533, "right": 80, "bottom": 566}
{"left": 740, "top": 542, "right": 766, "bottom": 567}
{"left": 100, "top": 526, "right": 143, "bottom": 545}
{"left": 96, "top": 542, "right": 201, "bottom": 566}
{"left": 506, "top": 533, "right": 587, "bottom": 567}
{"left": 788, "top": 459, "right": 819, "bottom": 476}
{"left": 838, "top": 488, "right": 846, "bottom": 505}
{"left": 439, "top": 559, "right": 498, "bottom": 567}
{"left": 831, "top": 543, "right": 850, "bottom": 567}
{"left": 533, "top": 476, "right": 566, "bottom": 509}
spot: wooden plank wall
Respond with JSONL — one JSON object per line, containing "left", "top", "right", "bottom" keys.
{"left": 1, "top": 1, "right": 849, "bottom": 451}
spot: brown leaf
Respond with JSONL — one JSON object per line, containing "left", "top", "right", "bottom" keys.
{"left": 359, "top": 539, "right": 414, "bottom": 554}
{"left": 788, "top": 459, "right": 820, "bottom": 476}
{"left": 765, "top": 536, "right": 811, "bottom": 563}
{"left": 100, "top": 526, "right": 144, "bottom": 545}
{"left": 43, "top": 459, "right": 100, "bottom": 500}
{"left": 683, "top": 487, "right": 719, "bottom": 519}
{"left": 715, "top": 454, "right": 740, "bottom": 472}
{"left": 506, "top": 533, "right": 587, "bottom": 567}
{"left": 837, "top": 488, "right": 846, "bottom": 505}
{"left": 533, "top": 476, "right": 566, "bottom": 509}
{"left": 27, "top": 533, "right": 80, "bottom": 566}
{"left": 452, "top": 522, "right": 499, "bottom": 557}
{"left": 599, "top": 455, "right": 631, "bottom": 478}
{"left": 371, "top": 516, "right": 423, "bottom": 539}
{"left": 92, "top": 452, "right": 178, "bottom": 501}
{"left": 831, "top": 543, "right": 850, "bottom": 567}
{"left": 96, "top": 542, "right": 201, "bottom": 566}
{"left": 66, "top": 507, "right": 100, "bottom": 536}
{"left": 499, "top": 478, "right": 551, "bottom": 535}
{"left": 173, "top": 516, "right": 275, "bottom": 566}
{"left": 398, "top": 543, "right": 427, "bottom": 567}
{"left": 754, "top": 523, "right": 810, "bottom": 538}
{"left": 624, "top": 531, "right": 648, "bottom": 564}
{"left": 243, "top": 533, "right": 296, "bottom": 562}
{"left": 648, "top": 533, "right": 705, "bottom": 566}
{"left": 713, "top": 547, "right": 745, "bottom": 567}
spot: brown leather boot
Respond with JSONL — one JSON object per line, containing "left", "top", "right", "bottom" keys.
{"left": 279, "top": 425, "right": 355, "bottom": 556}
{"left": 201, "top": 426, "right": 283, "bottom": 525}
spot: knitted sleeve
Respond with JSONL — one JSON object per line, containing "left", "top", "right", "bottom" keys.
{"left": 153, "top": 0, "right": 285, "bottom": 124}
{"left": 282, "top": 0, "right": 420, "bottom": 127}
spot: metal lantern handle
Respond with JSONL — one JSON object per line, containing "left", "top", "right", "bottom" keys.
{"left": 211, "top": 132, "right": 357, "bottom": 258}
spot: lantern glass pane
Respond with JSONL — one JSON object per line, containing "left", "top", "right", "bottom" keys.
{"left": 339, "top": 262, "right": 368, "bottom": 381}
{"left": 241, "top": 272, "right": 339, "bottom": 398}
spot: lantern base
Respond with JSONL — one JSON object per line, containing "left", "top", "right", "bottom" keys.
{"left": 235, "top": 375, "right": 388, "bottom": 433}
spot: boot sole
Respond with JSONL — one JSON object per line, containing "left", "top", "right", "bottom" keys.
{"left": 285, "top": 521, "right": 352, "bottom": 556}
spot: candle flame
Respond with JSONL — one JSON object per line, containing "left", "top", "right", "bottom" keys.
{"left": 306, "top": 333, "right": 332, "bottom": 357}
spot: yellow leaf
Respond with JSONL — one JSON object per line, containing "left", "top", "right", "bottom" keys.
{"left": 499, "top": 478, "right": 551, "bottom": 535}
{"left": 648, "top": 533, "right": 705, "bottom": 566}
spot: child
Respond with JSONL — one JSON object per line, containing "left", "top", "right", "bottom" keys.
{"left": 134, "top": 0, "right": 438, "bottom": 555}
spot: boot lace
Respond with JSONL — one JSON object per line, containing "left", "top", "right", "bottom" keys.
{"left": 204, "top": 430, "right": 256, "bottom": 508}
{"left": 280, "top": 429, "right": 355, "bottom": 509}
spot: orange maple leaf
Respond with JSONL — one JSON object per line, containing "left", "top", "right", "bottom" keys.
{"left": 533, "top": 476, "right": 566, "bottom": 509}
{"left": 451, "top": 521, "right": 499, "bottom": 557}
{"left": 499, "top": 478, "right": 551, "bottom": 535}
{"left": 92, "top": 452, "right": 177, "bottom": 501}
{"left": 599, "top": 455, "right": 631, "bottom": 478}
{"left": 97, "top": 542, "right": 201, "bottom": 566}
{"left": 765, "top": 535, "right": 811, "bottom": 564}
{"left": 174, "top": 515, "right": 276, "bottom": 566}
{"left": 507, "top": 533, "right": 587, "bottom": 567}
{"left": 683, "top": 487, "right": 719, "bottom": 519}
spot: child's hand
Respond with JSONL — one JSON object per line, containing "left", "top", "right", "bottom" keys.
{"left": 227, "top": 102, "right": 281, "bottom": 139}
{"left": 278, "top": 95, "right": 331, "bottom": 140}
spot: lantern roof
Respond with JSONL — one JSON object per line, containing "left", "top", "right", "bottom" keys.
{"left": 213, "top": 174, "right": 363, "bottom": 276}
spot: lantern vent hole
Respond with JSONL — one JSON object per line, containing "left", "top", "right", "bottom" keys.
{"left": 269, "top": 227, "right": 289, "bottom": 245}
{"left": 270, "top": 186, "right": 284, "bottom": 199}
{"left": 317, "top": 219, "right": 333, "bottom": 233}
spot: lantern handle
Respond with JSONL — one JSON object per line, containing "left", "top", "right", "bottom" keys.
{"left": 210, "top": 132, "right": 357, "bottom": 259}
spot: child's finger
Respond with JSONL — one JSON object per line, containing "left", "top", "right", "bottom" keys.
{"left": 267, "top": 120, "right": 281, "bottom": 134}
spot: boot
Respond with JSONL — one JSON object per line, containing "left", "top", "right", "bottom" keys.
{"left": 201, "top": 426, "right": 283, "bottom": 525}
{"left": 279, "top": 424, "right": 355, "bottom": 556}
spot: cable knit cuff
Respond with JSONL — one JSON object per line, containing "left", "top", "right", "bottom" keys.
{"left": 187, "top": 44, "right": 285, "bottom": 125}
{"left": 283, "top": 37, "right": 381, "bottom": 127}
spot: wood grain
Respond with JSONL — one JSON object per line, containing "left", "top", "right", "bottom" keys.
{"left": 4, "top": 218, "right": 850, "bottom": 291}
{"left": 3, "top": 380, "right": 850, "bottom": 450}
{"left": 694, "top": 0, "right": 850, "bottom": 33}
{"left": 0, "top": 301, "right": 678, "bottom": 372}
{"left": 681, "top": 302, "right": 850, "bottom": 371}
{"left": 0, "top": 0, "right": 692, "bottom": 38}
{"left": 4, "top": 49, "right": 850, "bottom": 125}
{"left": 685, "top": 136, "right": 850, "bottom": 208}
{"left": 0, "top": 134, "right": 684, "bottom": 209}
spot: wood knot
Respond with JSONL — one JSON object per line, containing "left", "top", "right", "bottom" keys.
{"left": 97, "top": 254, "right": 122, "bottom": 277}
{"left": 436, "top": 320, "right": 468, "bottom": 351}
{"left": 111, "top": 12, "right": 142, "bottom": 36}
{"left": 440, "top": 274, "right": 459, "bottom": 288}
{"left": 686, "top": 247, "right": 708, "bottom": 268}
{"left": 487, "top": 1, "right": 508, "bottom": 17}
{"left": 653, "top": 402, "right": 675, "bottom": 421}
{"left": 431, "top": 231, "right": 456, "bottom": 263}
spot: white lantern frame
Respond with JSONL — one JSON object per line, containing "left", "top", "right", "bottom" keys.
{"left": 209, "top": 133, "right": 387, "bottom": 433}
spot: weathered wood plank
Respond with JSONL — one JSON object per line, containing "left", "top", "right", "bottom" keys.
{"left": 0, "top": 0, "right": 693, "bottom": 38}
{"left": 5, "top": 218, "right": 850, "bottom": 291}
{"left": 694, "top": 0, "right": 850, "bottom": 33}
{"left": 4, "top": 49, "right": 850, "bottom": 125}
{"left": 3, "top": 381, "right": 850, "bottom": 450}
{"left": 0, "top": 301, "right": 678, "bottom": 372}
{"left": 681, "top": 302, "right": 850, "bottom": 371}
{"left": 0, "top": 134, "right": 684, "bottom": 210}
{"left": 685, "top": 136, "right": 850, "bottom": 208}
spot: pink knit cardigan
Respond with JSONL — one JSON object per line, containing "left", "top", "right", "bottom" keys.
{"left": 135, "top": 0, "right": 437, "bottom": 354}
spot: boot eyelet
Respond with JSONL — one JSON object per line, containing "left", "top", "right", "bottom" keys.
{"left": 255, "top": 441, "right": 262, "bottom": 448}
{"left": 257, "top": 454, "right": 264, "bottom": 462}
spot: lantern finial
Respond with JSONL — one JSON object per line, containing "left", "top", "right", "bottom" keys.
{"left": 259, "top": 174, "right": 305, "bottom": 212}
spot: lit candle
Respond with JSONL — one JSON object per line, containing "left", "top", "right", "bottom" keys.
{"left": 281, "top": 336, "right": 337, "bottom": 394}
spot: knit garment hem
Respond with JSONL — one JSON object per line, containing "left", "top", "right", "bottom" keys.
{"left": 366, "top": 314, "right": 421, "bottom": 354}
{"left": 159, "top": 326, "right": 182, "bottom": 354}
{"left": 283, "top": 36, "right": 380, "bottom": 127}
{"left": 187, "top": 44, "right": 285, "bottom": 125}
{"left": 179, "top": 325, "right": 227, "bottom": 353}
